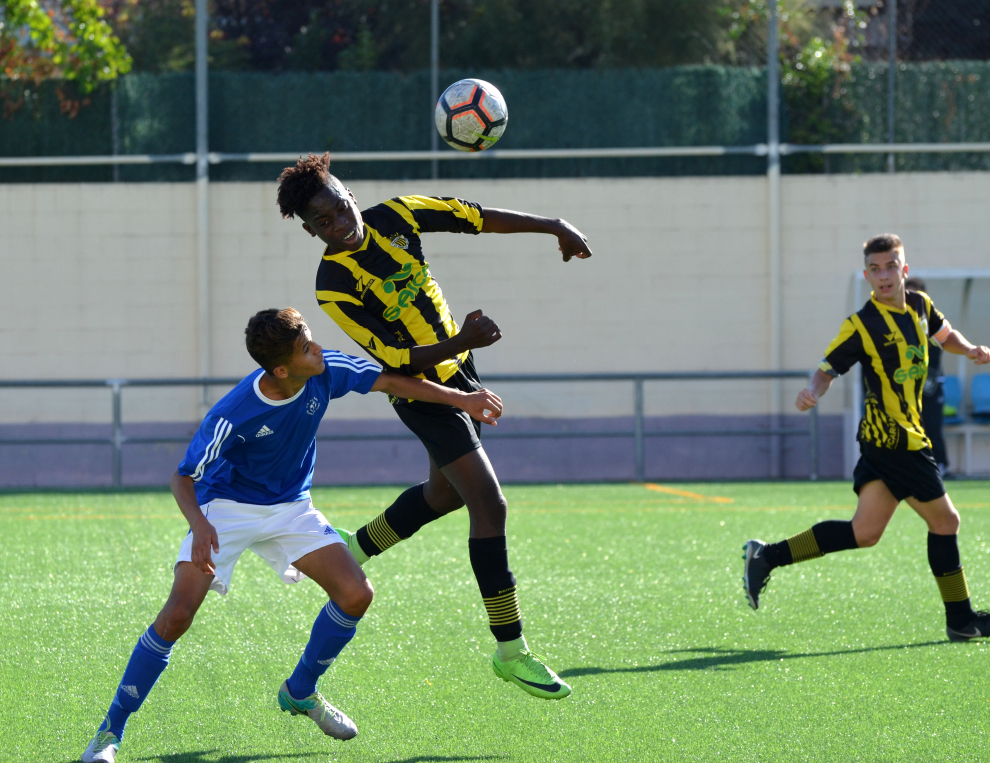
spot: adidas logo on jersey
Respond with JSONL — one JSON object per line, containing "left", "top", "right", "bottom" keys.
{"left": 255, "top": 425, "right": 274, "bottom": 438}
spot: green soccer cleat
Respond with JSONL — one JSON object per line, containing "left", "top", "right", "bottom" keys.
{"left": 278, "top": 681, "right": 358, "bottom": 740}
{"left": 492, "top": 650, "right": 572, "bottom": 700}
{"left": 80, "top": 730, "right": 119, "bottom": 762}
{"left": 334, "top": 528, "right": 370, "bottom": 566}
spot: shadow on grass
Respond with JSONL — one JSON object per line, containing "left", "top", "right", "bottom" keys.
{"left": 558, "top": 640, "right": 946, "bottom": 677}
{"left": 130, "top": 752, "right": 318, "bottom": 763}
{"left": 111, "top": 752, "right": 508, "bottom": 763}
{"left": 382, "top": 757, "right": 507, "bottom": 763}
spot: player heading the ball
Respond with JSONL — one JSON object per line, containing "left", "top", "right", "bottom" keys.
{"left": 80, "top": 307, "right": 503, "bottom": 763}
{"left": 276, "top": 152, "right": 592, "bottom": 700}
{"left": 742, "top": 234, "right": 990, "bottom": 643}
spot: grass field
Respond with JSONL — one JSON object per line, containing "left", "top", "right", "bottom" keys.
{"left": 3, "top": 480, "right": 990, "bottom": 762}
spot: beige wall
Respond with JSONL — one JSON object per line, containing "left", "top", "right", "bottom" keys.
{"left": 2, "top": 172, "right": 988, "bottom": 424}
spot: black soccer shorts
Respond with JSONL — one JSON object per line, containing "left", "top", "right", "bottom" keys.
{"left": 853, "top": 442, "right": 946, "bottom": 503}
{"left": 392, "top": 353, "right": 484, "bottom": 469}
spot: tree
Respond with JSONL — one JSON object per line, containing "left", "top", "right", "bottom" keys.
{"left": 0, "top": 0, "right": 131, "bottom": 116}
{"left": 161, "top": 0, "right": 734, "bottom": 73}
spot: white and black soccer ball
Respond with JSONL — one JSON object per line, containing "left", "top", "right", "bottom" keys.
{"left": 434, "top": 79, "right": 508, "bottom": 152}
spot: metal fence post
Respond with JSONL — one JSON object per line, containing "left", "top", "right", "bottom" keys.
{"left": 430, "top": 0, "right": 440, "bottom": 180}
{"left": 110, "top": 380, "right": 123, "bottom": 487}
{"left": 808, "top": 403, "right": 819, "bottom": 482}
{"left": 634, "top": 377, "right": 645, "bottom": 481}
{"left": 887, "top": 0, "right": 898, "bottom": 173}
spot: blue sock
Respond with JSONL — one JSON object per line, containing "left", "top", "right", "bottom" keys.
{"left": 98, "top": 625, "right": 174, "bottom": 740}
{"left": 285, "top": 601, "right": 361, "bottom": 699}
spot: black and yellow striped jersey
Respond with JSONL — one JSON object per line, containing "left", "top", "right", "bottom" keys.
{"left": 820, "top": 290, "right": 953, "bottom": 450}
{"left": 315, "top": 196, "right": 484, "bottom": 384}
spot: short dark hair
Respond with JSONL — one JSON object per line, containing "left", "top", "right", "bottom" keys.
{"left": 863, "top": 233, "right": 903, "bottom": 258}
{"left": 245, "top": 308, "right": 308, "bottom": 373}
{"left": 276, "top": 152, "right": 344, "bottom": 219}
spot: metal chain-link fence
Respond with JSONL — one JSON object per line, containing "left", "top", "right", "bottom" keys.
{"left": 1, "top": 0, "right": 990, "bottom": 180}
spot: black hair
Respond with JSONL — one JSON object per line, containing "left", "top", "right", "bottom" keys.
{"left": 863, "top": 233, "right": 903, "bottom": 258}
{"left": 245, "top": 308, "right": 307, "bottom": 373}
{"left": 276, "top": 152, "right": 344, "bottom": 219}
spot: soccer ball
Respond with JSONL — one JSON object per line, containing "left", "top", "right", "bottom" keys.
{"left": 434, "top": 79, "right": 508, "bottom": 152}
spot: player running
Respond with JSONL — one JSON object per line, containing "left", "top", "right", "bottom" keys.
{"left": 81, "top": 307, "right": 501, "bottom": 763}
{"left": 275, "top": 153, "right": 591, "bottom": 700}
{"left": 742, "top": 234, "right": 990, "bottom": 641}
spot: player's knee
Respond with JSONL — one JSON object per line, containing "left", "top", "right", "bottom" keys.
{"left": 425, "top": 482, "right": 464, "bottom": 514}
{"left": 937, "top": 508, "right": 961, "bottom": 535}
{"left": 158, "top": 602, "right": 197, "bottom": 638}
{"left": 854, "top": 527, "right": 883, "bottom": 548}
{"left": 338, "top": 578, "right": 374, "bottom": 617}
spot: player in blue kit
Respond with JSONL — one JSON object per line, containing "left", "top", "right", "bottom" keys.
{"left": 81, "top": 307, "right": 502, "bottom": 763}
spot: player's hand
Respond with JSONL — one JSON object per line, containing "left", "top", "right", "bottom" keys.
{"left": 556, "top": 220, "right": 592, "bottom": 262}
{"left": 460, "top": 388, "right": 503, "bottom": 425}
{"left": 458, "top": 310, "right": 502, "bottom": 350}
{"left": 968, "top": 345, "right": 990, "bottom": 365}
{"left": 190, "top": 517, "right": 219, "bottom": 575}
{"left": 795, "top": 388, "right": 819, "bottom": 411}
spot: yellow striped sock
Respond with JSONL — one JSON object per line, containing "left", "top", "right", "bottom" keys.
{"left": 482, "top": 586, "right": 522, "bottom": 628}
{"left": 365, "top": 513, "right": 401, "bottom": 553}
{"left": 936, "top": 568, "right": 971, "bottom": 602}
{"left": 786, "top": 529, "right": 823, "bottom": 564}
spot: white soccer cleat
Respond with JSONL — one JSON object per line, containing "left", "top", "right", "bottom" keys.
{"left": 278, "top": 680, "right": 358, "bottom": 740}
{"left": 81, "top": 730, "right": 120, "bottom": 762}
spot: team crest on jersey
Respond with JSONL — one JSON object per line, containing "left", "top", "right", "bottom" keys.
{"left": 390, "top": 234, "right": 409, "bottom": 250}
{"left": 306, "top": 397, "right": 321, "bottom": 416}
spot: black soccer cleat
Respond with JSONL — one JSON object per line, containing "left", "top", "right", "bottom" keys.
{"left": 947, "top": 611, "right": 990, "bottom": 642}
{"left": 742, "top": 539, "right": 772, "bottom": 610}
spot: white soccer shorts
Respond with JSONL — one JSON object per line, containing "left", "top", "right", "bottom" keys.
{"left": 175, "top": 497, "right": 344, "bottom": 595}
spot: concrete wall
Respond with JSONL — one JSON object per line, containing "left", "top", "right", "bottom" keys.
{"left": 2, "top": 172, "right": 989, "bottom": 482}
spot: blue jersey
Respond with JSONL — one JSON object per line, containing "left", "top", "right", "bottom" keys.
{"left": 178, "top": 350, "right": 382, "bottom": 505}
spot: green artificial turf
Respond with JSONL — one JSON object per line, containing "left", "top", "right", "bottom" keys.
{"left": 2, "top": 481, "right": 990, "bottom": 762}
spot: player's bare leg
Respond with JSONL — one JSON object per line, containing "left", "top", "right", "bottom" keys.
{"left": 277, "top": 543, "right": 372, "bottom": 740}
{"left": 849, "top": 479, "right": 900, "bottom": 547}
{"left": 743, "top": 481, "right": 891, "bottom": 610}
{"left": 152, "top": 562, "right": 214, "bottom": 640}
{"left": 432, "top": 448, "right": 569, "bottom": 698}
{"left": 900, "top": 492, "right": 989, "bottom": 639}
{"left": 82, "top": 564, "right": 212, "bottom": 762}
{"left": 291, "top": 543, "right": 374, "bottom": 617}
{"left": 340, "top": 455, "right": 462, "bottom": 565}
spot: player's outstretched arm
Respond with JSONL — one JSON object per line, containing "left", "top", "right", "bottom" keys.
{"left": 170, "top": 471, "right": 219, "bottom": 575}
{"left": 795, "top": 369, "right": 835, "bottom": 411}
{"left": 941, "top": 330, "right": 990, "bottom": 365}
{"left": 407, "top": 309, "right": 502, "bottom": 375}
{"left": 371, "top": 371, "right": 502, "bottom": 425}
{"left": 481, "top": 208, "right": 592, "bottom": 262}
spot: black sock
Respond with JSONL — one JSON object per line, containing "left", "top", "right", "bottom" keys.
{"left": 928, "top": 532, "right": 975, "bottom": 627}
{"left": 356, "top": 483, "right": 441, "bottom": 557}
{"left": 469, "top": 536, "right": 523, "bottom": 642}
{"left": 764, "top": 520, "right": 859, "bottom": 569}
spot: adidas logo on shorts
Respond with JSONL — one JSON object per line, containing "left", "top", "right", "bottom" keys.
{"left": 255, "top": 425, "right": 274, "bottom": 438}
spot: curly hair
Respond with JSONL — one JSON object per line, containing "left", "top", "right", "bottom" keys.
{"left": 276, "top": 152, "right": 344, "bottom": 219}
